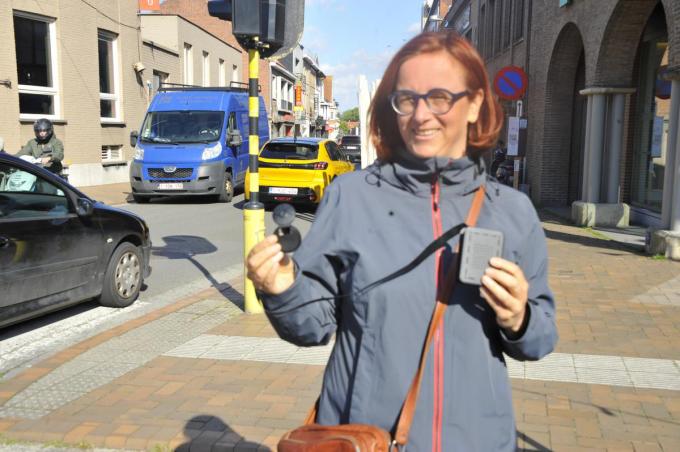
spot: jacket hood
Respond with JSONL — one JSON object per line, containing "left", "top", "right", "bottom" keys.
{"left": 369, "top": 148, "right": 487, "bottom": 197}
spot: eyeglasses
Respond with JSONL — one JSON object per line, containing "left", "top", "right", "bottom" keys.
{"left": 388, "top": 88, "right": 470, "bottom": 116}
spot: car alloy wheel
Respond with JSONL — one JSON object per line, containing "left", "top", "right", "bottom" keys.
{"left": 114, "top": 250, "right": 141, "bottom": 299}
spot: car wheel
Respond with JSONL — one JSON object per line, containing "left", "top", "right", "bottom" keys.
{"left": 133, "top": 194, "right": 150, "bottom": 204}
{"left": 217, "top": 172, "right": 234, "bottom": 203}
{"left": 99, "top": 242, "right": 143, "bottom": 308}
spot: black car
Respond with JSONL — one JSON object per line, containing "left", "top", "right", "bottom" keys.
{"left": 0, "top": 153, "right": 152, "bottom": 328}
{"left": 339, "top": 135, "right": 361, "bottom": 164}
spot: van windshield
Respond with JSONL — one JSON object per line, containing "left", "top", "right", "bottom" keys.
{"left": 140, "top": 111, "right": 225, "bottom": 144}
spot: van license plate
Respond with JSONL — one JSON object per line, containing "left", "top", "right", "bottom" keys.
{"left": 269, "top": 187, "right": 298, "bottom": 195}
{"left": 157, "top": 183, "right": 183, "bottom": 190}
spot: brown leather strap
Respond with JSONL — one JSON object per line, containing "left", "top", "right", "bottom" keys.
{"left": 304, "top": 185, "right": 487, "bottom": 439}
{"left": 393, "top": 185, "right": 485, "bottom": 445}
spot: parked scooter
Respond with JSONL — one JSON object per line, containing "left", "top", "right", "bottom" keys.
{"left": 495, "top": 160, "right": 515, "bottom": 187}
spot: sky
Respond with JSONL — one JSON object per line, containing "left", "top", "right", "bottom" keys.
{"left": 300, "top": 0, "right": 422, "bottom": 113}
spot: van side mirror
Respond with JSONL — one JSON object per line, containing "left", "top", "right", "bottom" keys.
{"left": 130, "top": 131, "right": 139, "bottom": 147}
{"left": 228, "top": 130, "right": 243, "bottom": 147}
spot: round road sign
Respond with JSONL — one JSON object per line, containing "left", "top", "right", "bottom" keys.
{"left": 494, "top": 66, "right": 528, "bottom": 101}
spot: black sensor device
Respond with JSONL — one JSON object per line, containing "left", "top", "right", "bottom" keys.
{"left": 272, "top": 203, "right": 301, "bottom": 253}
{"left": 459, "top": 227, "right": 504, "bottom": 285}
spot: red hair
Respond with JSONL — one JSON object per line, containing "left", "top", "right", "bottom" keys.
{"left": 369, "top": 31, "right": 503, "bottom": 161}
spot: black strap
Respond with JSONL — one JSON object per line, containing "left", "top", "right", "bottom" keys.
{"left": 269, "top": 222, "right": 467, "bottom": 315}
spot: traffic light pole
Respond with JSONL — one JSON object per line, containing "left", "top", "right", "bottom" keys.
{"left": 243, "top": 44, "right": 265, "bottom": 314}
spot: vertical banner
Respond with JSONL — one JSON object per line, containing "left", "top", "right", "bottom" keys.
{"left": 139, "top": 0, "right": 160, "bottom": 12}
{"left": 294, "top": 81, "right": 303, "bottom": 111}
{"left": 507, "top": 116, "right": 520, "bottom": 156}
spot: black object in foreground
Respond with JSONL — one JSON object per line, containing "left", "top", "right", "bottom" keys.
{"left": 273, "top": 203, "right": 301, "bottom": 253}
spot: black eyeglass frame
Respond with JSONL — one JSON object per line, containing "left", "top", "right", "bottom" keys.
{"left": 388, "top": 88, "right": 470, "bottom": 116}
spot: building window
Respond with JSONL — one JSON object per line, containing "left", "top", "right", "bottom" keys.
{"left": 152, "top": 70, "right": 168, "bottom": 95}
{"left": 502, "top": 1, "right": 511, "bottom": 50}
{"left": 14, "top": 12, "right": 59, "bottom": 118}
{"left": 202, "top": 51, "right": 210, "bottom": 86}
{"left": 101, "top": 145, "right": 123, "bottom": 163}
{"left": 183, "top": 43, "right": 193, "bottom": 85}
{"left": 232, "top": 64, "right": 238, "bottom": 83}
{"left": 479, "top": 5, "right": 486, "bottom": 58}
{"left": 513, "top": 0, "right": 525, "bottom": 42}
{"left": 492, "top": 0, "right": 501, "bottom": 55}
{"left": 453, "top": 5, "right": 471, "bottom": 37}
{"left": 98, "top": 30, "right": 120, "bottom": 121}
{"left": 218, "top": 58, "right": 226, "bottom": 86}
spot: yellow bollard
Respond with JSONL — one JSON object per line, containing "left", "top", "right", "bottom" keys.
{"left": 243, "top": 205, "right": 265, "bottom": 313}
{"left": 243, "top": 45, "right": 265, "bottom": 314}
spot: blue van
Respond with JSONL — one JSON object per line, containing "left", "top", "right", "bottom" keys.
{"left": 129, "top": 86, "right": 269, "bottom": 203}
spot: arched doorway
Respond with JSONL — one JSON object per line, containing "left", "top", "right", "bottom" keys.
{"left": 630, "top": 3, "right": 669, "bottom": 215}
{"left": 568, "top": 51, "right": 586, "bottom": 204}
{"left": 543, "top": 23, "right": 585, "bottom": 206}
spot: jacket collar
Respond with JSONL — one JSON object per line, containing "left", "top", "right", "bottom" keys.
{"left": 370, "top": 148, "right": 486, "bottom": 197}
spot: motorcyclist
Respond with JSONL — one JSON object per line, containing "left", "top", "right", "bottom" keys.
{"left": 17, "top": 118, "right": 64, "bottom": 174}
{"left": 490, "top": 140, "right": 506, "bottom": 176}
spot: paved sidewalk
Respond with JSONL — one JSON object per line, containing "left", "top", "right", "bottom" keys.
{"left": 77, "top": 183, "right": 132, "bottom": 207}
{"left": 1, "top": 213, "right": 679, "bottom": 451}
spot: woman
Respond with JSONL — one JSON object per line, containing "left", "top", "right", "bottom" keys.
{"left": 247, "top": 31, "right": 557, "bottom": 451}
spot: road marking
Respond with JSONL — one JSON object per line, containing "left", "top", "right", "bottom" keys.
{"left": 3, "top": 295, "right": 679, "bottom": 421}
{"left": 164, "top": 334, "right": 680, "bottom": 391}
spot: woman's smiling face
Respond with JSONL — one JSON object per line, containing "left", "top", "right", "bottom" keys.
{"left": 395, "top": 51, "right": 483, "bottom": 160}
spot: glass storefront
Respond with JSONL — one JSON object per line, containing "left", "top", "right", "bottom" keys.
{"left": 631, "top": 6, "right": 669, "bottom": 213}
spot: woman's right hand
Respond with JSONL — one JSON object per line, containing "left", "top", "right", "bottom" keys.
{"left": 246, "top": 235, "right": 296, "bottom": 295}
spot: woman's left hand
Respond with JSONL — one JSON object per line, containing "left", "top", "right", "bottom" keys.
{"left": 480, "top": 257, "right": 529, "bottom": 335}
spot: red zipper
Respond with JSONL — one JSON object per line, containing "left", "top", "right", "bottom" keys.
{"left": 430, "top": 176, "right": 444, "bottom": 452}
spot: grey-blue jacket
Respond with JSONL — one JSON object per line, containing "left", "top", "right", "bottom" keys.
{"left": 262, "top": 154, "right": 558, "bottom": 451}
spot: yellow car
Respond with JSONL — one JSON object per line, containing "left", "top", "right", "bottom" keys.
{"left": 245, "top": 137, "right": 355, "bottom": 205}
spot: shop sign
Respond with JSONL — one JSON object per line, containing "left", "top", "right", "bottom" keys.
{"left": 294, "top": 82, "right": 303, "bottom": 112}
{"left": 139, "top": 0, "right": 160, "bottom": 11}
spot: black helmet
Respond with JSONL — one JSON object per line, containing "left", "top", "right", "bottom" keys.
{"left": 34, "top": 118, "right": 53, "bottom": 143}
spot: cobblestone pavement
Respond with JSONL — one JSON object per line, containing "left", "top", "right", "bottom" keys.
{"left": 1, "top": 213, "right": 679, "bottom": 451}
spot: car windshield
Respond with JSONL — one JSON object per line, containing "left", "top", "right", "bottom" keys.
{"left": 140, "top": 111, "right": 225, "bottom": 144}
{"left": 260, "top": 143, "right": 319, "bottom": 160}
{"left": 341, "top": 136, "right": 360, "bottom": 145}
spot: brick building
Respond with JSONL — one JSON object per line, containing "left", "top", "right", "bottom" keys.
{"left": 1, "top": 0, "right": 151, "bottom": 186}
{"left": 159, "top": 0, "right": 271, "bottom": 121}
{"left": 442, "top": 0, "right": 680, "bottom": 232}
{"left": 0, "top": 0, "right": 245, "bottom": 187}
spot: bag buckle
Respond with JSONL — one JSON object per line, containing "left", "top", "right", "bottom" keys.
{"left": 390, "top": 439, "right": 406, "bottom": 452}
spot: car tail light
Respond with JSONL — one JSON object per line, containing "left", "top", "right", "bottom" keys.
{"left": 314, "top": 162, "right": 328, "bottom": 170}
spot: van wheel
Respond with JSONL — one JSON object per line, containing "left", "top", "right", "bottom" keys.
{"left": 98, "top": 242, "right": 142, "bottom": 308}
{"left": 217, "top": 172, "right": 234, "bottom": 203}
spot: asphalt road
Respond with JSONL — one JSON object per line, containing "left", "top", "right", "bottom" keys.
{"left": 120, "top": 193, "right": 316, "bottom": 299}
{"left": 0, "top": 193, "right": 315, "bottom": 378}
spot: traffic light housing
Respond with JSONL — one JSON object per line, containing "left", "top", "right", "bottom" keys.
{"left": 208, "top": 0, "right": 303, "bottom": 60}
{"left": 207, "top": 0, "right": 233, "bottom": 21}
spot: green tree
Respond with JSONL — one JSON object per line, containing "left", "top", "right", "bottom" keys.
{"left": 340, "top": 107, "right": 359, "bottom": 122}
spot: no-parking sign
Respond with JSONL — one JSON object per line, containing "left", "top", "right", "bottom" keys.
{"left": 494, "top": 66, "right": 528, "bottom": 101}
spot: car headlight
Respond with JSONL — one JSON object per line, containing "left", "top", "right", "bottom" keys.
{"left": 134, "top": 144, "right": 144, "bottom": 160}
{"left": 201, "top": 142, "right": 222, "bottom": 160}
